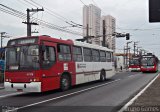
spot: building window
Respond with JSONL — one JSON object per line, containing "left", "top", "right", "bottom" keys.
{"left": 73, "top": 46, "right": 83, "bottom": 62}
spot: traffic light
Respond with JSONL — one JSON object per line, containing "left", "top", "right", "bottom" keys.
{"left": 126, "top": 33, "right": 130, "bottom": 40}
{"left": 149, "top": 0, "right": 160, "bottom": 22}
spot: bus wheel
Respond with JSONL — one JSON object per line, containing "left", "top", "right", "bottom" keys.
{"left": 100, "top": 70, "right": 106, "bottom": 81}
{"left": 60, "top": 75, "right": 70, "bottom": 91}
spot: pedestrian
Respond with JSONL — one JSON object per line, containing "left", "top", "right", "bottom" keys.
{"left": 120, "top": 66, "right": 122, "bottom": 71}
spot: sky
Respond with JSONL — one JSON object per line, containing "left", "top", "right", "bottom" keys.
{"left": 0, "top": 0, "right": 160, "bottom": 58}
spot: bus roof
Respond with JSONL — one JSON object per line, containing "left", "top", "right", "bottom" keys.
{"left": 7, "top": 35, "right": 113, "bottom": 52}
{"left": 73, "top": 41, "right": 113, "bottom": 52}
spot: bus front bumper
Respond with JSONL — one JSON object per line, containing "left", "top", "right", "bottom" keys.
{"left": 4, "top": 82, "right": 41, "bottom": 92}
{"left": 129, "top": 68, "right": 141, "bottom": 71}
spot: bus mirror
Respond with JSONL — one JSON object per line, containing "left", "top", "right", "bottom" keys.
{"left": 42, "top": 45, "right": 46, "bottom": 52}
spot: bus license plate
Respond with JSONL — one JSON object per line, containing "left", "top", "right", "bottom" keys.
{"left": 17, "top": 89, "right": 23, "bottom": 92}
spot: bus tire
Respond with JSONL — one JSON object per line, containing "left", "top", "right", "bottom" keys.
{"left": 100, "top": 70, "right": 106, "bottom": 81}
{"left": 60, "top": 74, "right": 70, "bottom": 91}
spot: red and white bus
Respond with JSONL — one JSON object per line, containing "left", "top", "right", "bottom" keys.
{"left": 5, "top": 36, "right": 115, "bottom": 92}
{"left": 141, "top": 53, "right": 159, "bottom": 73}
{"left": 128, "top": 56, "right": 141, "bottom": 72}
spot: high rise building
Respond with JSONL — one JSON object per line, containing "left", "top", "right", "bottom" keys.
{"left": 83, "top": 4, "right": 101, "bottom": 45}
{"left": 101, "top": 15, "right": 116, "bottom": 51}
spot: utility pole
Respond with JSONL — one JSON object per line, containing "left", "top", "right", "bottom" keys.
{"left": 133, "top": 41, "right": 139, "bottom": 56}
{"left": 124, "top": 46, "right": 127, "bottom": 68}
{"left": 102, "top": 20, "right": 106, "bottom": 47}
{"left": 128, "top": 47, "right": 131, "bottom": 63}
{"left": 133, "top": 42, "right": 136, "bottom": 56}
{"left": 86, "top": 24, "right": 89, "bottom": 43}
{"left": 23, "top": 8, "right": 44, "bottom": 36}
{"left": 137, "top": 47, "right": 142, "bottom": 56}
{"left": 0, "top": 32, "right": 10, "bottom": 48}
{"left": 126, "top": 41, "right": 132, "bottom": 68}
{"left": 137, "top": 47, "right": 139, "bottom": 56}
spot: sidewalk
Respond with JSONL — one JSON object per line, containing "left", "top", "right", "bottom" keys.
{"left": 124, "top": 74, "right": 160, "bottom": 112}
{"left": 116, "top": 68, "right": 128, "bottom": 73}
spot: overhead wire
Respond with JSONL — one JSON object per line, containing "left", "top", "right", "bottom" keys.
{"left": 117, "top": 27, "right": 160, "bottom": 31}
{"left": 23, "top": 0, "right": 38, "bottom": 8}
{"left": 28, "top": 0, "right": 80, "bottom": 27}
{"left": 79, "top": 0, "right": 87, "bottom": 6}
{"left": 16, "top": 0, "right": 32, "bottom": 8}
{"left": 0, "top": 4, "right": 82, "bottom": 36}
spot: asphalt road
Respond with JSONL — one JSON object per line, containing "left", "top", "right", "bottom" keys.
{"left": 0, "top": 71, "right": 158, "bottom": 112}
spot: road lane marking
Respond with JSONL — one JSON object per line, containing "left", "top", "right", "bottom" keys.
{"left": 128, "top": 75, "right": 137, "bottom": 78}
{"left": 118, "top": 73, "right": 160, "bottom": 112}
{"left": 8, "top": 79, "right": 122, "bottom": 112}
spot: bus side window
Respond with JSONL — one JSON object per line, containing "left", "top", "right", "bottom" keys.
{"left": 58, "top": 44, "right": 71, "bottom": 61}
{"left": 100, "top": 51, "right": 106, "bottom": 62}
{"left": 73, "top": 46, "right": 83, "bottom": 62}
{"left": 106, "top": 52, "right": 111, "bottom": 62}
{"left": 92, "top": 49, "right": 100, "bottom": 62}
{"left": 42, "top": 46, "right": 56, "bottom": 68}
{"left": 111, "top": 53, "right": 114, "bottom": 62}
{"left": 83, "top": 48, "right": 92, "bottom": 62}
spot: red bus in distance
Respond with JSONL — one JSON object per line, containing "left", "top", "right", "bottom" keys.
{"left": 128, "top": 56, "right": 141, "bottom": 72}
{"left": 141, "top": 53, "right": 159, "bottom": 73}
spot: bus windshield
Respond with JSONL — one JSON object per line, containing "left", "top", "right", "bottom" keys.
{"left": 141, "top": 57, "right": 154, "bottom": 66}
{"left": 129, "top": 59, "right": 140, "bottom": 65}
{"left": 6, "top": 45, "right": 40, "bottom": 70}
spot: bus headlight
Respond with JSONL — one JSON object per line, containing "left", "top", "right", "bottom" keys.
{"left": 30, "top": 78, "right": 40, "bottom": 82}
{"left": 33, "top": 78, "right": 40, "bottom": 82}
{"left": 5, "top": 79, "right": 9, "bottom": 82}
{"left": 5, "top": 79, "right": 11, "bottom": 82}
